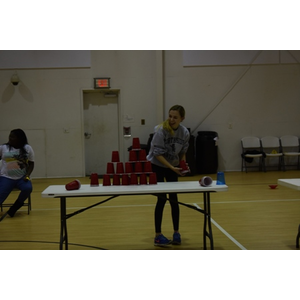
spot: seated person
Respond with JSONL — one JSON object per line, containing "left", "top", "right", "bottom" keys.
{"left": 0, "top": 129, "right": 34, "bottom": 221}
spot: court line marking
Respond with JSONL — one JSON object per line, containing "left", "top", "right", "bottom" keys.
{"left": 17, "top": 197, "right": 297, "bottom": 250}
{"left": 30, "top": 197, "right": 300, "bottom": 212}
{"left": 26, "top": 204, "right": 157, "bottom": 211}
{"left": 210, "top": 198, "right": 300, "bottom": 204}
{"left": 193, "top": 203, "right": 247, "bottom": 250}
{"left": 16, "top": 203, "right": 248, "bottom": 250}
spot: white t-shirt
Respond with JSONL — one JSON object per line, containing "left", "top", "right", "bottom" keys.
{"left": 0, "top": 144, "right": 34, "bottom": 180}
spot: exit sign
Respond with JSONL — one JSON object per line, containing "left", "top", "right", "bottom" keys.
{"left": 94, "top": 78, "right": 110, "bottom": 89}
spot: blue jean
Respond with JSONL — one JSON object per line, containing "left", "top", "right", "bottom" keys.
{"left": 0, "top": 176, "right": 32, "bottom": 215}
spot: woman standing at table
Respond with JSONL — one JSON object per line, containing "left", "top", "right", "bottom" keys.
{"left": 0, "top": 129, "right": 34, "bottom": 222}
{"left": 147, "top": 105, "right": 190, "bottom": 246}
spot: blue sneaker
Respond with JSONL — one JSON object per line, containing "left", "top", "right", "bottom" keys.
{"left": 154, "top": 234, "right": 172, "bottom": 246}
{"left": 172, "top": 232, "right": 181, "bottom": 245}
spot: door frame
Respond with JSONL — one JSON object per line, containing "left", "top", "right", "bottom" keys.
{"left": 80, "top": 88, "right": 122, "bottom": 176}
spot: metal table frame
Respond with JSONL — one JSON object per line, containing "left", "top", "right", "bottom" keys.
{"left": 42, "top": 181, "right": 228, "bottom": 250}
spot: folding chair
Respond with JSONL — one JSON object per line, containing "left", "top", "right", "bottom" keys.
{"left": 0, "top": 189, "right": 32, "bottom": 215}
{"left": 280, "top": 135, "right": 300, "bottom": 170}
{"left": 260, "top": 136, "right": 285, "bottom": 171}
{"left": 241, "top": 136, "right": 265, "bottom": 172}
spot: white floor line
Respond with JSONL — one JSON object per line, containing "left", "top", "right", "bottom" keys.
{"left": 25, "top": 197, "right": 300, "bottom": 212}
{"left": 210, "top": 198, "right": 300, "bottom": 204}
{"left": 193, "top": 203, "right": 247, "bottom": 250}
{"left": 28, "top": 204, "right": 157, "bottom": 211}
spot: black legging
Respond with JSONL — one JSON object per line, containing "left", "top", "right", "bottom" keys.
{"left": 152, "top": 164, "right": 179, "bottom": 233}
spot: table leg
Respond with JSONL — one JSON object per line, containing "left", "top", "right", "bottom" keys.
{"left": 60, "top": 197, "right": 68, "bottom": 250}
{"left": 296, "top": 224, "right": 300, "bottom": 249}
{"left": 203, "top": 192, "right": 214, "bottom": 250}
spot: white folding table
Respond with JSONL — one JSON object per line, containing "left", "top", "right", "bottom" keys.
{"left": 42, "top": 181, "right": 228, "bottom": 250}
{"left": 278, "top": 178, "right": 300, "bottom": 248}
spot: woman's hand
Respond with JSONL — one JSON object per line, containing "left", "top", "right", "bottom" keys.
{"left": 155, "top": 155, "right": 188, "bottom": 176}
{"left": 171, "top": 166, "right": 182, "bottom": 176}
{"left": 172, "top": 166, "right": 189, "bottom": 176}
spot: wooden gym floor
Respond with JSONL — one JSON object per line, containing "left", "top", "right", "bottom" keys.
{"left": 0, "top": 170, "right": 300, "bottom": 250}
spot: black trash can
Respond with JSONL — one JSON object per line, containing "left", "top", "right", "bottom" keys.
{"left": 195, "top": 131, "right": 218, "bottom": 174}
{"left": 185, "top": 134, "right": 196, "bottom": 175}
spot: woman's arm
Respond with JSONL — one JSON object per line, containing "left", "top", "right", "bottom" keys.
{"left": 24, "top": 161, "right": 34, "bottom": 181}
{"left": 155, "top": 155, "right": 183, "bottom": 176}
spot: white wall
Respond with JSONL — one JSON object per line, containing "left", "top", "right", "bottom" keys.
{"left": 1, "top": 50, "right": 299, "bottom": 177}
{"left": 0, "top": 51, "right": 158, "bottom": 177}
{"left": 164, "top": 51, "right": 300, "bottom": 171}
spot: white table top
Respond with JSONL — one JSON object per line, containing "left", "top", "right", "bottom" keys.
{"left": 41, "top": 181, "right": 228, "bottom": 198}
{"left": 278, "top": 179, "right": 300, "bottom": 191}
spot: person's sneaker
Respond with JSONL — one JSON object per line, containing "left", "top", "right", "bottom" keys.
{"left": 172, "top": 232, "right": 181, "bottom": 245}
{"left": 154, "top": 234, "right": 172, "bottom": 246}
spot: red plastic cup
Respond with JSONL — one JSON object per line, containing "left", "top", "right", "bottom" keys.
{"left": 102, "top": 174, "right": 111, "bottom": 186}
{"left": 130, "top": 173, "right": 138, "bottom": 185}
{"left": 132, "top": 137, "right": 141, "bottom": 149}
{"left": 125, "top": 162, "right": 133, "bottom": 174}
{"left": 149, "top": 173, "right": 157, "bottom": 185}
{"left": 90, "top": 173, "right": 99, "bottom": 187}
{"left": 139, "top": 149, "right": 147, "bottom": 161}
{"left": 134, "top": 162, "right": 143, "bottom": 173}
{"left": 139, "top": 173, "right": 147, "bottom": 185}
{"left": 111, "top": 151, "right": 120, "bottom": 162}
{"left": 179, "top": 160, "right": 190, "bottom": 174}
{"left": 144, "top": 161, "right": 152, "bottom": 173}
{"left": 106, "top": 162, "right": 115, "bottom": 174}
{"left": 116, "top": 162, "right": 124, "bottom": 174}
{"left": 113, "top": 174, "right": 120, "bottom": 185}
{"left": 65, "top": 179, "right": 81, "bottom": 190}
{"left": 129, "top": 150, "right": 137, "bottom": 162}
{"left": 122, "top": 174, "right": 130, "bottom": 185}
